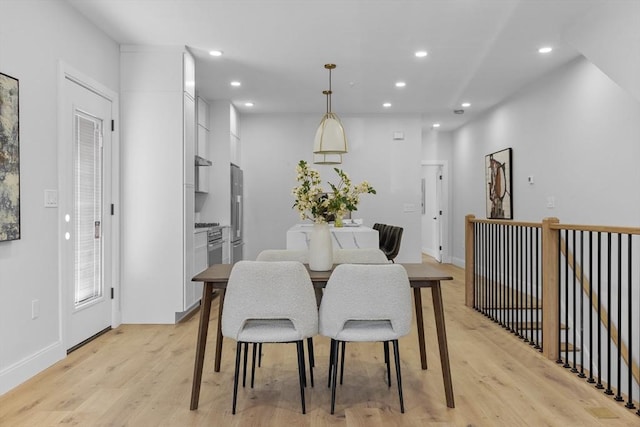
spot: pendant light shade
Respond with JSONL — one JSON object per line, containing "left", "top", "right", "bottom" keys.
{"left": 313, "top": 112, "right": 347, "bottom": 154}
{"left": 313, "top": 64, "right": 347, "bottom": 163}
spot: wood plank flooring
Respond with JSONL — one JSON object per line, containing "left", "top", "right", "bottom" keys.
{"left": 1, "top": 257, "right": 639, "bottom": 426}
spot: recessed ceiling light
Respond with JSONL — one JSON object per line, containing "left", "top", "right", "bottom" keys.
{"left": 538, "top": 47, "right": 553, "bottom": 54}
{"left": 395, "top": 81, "right": 406, "bottom": 88}
{"left": 244, "top": 102, "right": 254, "bottom": 107}
{"left": 230, "top": 81, "right": 241, "bottom": 87}
{"left": 433, "top": 123, "right": 441, "bottom": 128}
{"left": 461, "top": 102, "right": 471, "bottom": 108}
{"left": 382, "top": 102, "right": 392, "bottom": 108}
{"left": 209, "top": 50, "right": 223, "bottom": 57}
{"left": 415, "top": 50, "right": 428, "bottom": 58}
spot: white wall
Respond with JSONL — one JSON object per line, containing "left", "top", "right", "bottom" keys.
{"left": 0, "top": 0, "right": 119, "bottom": 394}
{"left": 240, "top": 114, "right": 423, "bottom": 263}
{"left": 450, "top": 57, "right": 640, "bottom": 266}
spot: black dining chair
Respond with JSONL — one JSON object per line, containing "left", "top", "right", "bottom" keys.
{"left": 381, "top": 226, "right": 403, "bottom": 262}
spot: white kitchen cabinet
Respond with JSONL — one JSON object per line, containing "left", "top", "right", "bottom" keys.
{"left": 196, "top": 97, "right": 210, "bottom": 193}
{"left": 190, "top": 230, "right": 207, "bottom": 307}
{"left": 120, "top": 46, "right": 198, "bottom": 323}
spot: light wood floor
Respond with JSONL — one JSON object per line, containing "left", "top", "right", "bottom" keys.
{"left": 2, "top": 258, "right": 639, "bottom": 426}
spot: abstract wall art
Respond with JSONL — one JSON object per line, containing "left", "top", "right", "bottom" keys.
{"left": 0, "top": 72, "right": 21, "bottom": 241}
{"left": 485, "top": 147, "right": 512, "bottom": 219}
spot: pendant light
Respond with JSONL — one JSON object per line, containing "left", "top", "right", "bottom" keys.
{"left": 313, "top": 153, "right": 342, "bottom": 165}
{"left": 313, "top": 64, "right": 348, "bottom": 164}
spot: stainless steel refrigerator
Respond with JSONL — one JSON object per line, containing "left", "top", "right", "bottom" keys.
{"left": 230, "top": 164, "right": 244, "bottom": 263}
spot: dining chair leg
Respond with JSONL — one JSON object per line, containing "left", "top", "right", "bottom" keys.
{"left": 306, "top": 338, "right": 314, "bottom": 387}
{"left": 330, "top": 339, "right": 340, "bottom": 415}
{"left": 300, "top": 341, "right": 307, "bottom": 388}
{"left": 384, "top": 341, "right": 391, "bottom": 387}
{"left": 327, "top": 339, "right": 335, "bottom": 388}
{"left": 392, "top": 339, "right": 405, "bottom": 413}
{"left": 232, "top": 342, "right": 242, "bottom": 414}
{"left": 250, "top": 343, "right": 257, "bottom": 388}
{"left": 339, "top": 341, "right": 346, "bottom": 385}
{"left": 296, "top": 340, "right": 306, "bottom": 414}
{"left": 307, "top": 337, "right": 315, "bottom": 367}
{"left": 258, "top": 343, "right": 263, "bottom": 367}
{"left": 242, "top": 342, "right": 249, "bottom": 387}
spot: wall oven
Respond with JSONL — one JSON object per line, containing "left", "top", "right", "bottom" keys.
{"left": 207, "top": 226, "right": 223, "bottom": 266}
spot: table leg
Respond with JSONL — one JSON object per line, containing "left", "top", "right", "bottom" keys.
{"left": 214, "top": 289, "right": 226, "bottom": 373}
{"left": 413, "top": 287, "right": 428, "bottom": 370}
{"left": 190, "top": 282, "right": 214, "bottom": 410}
{"left": 431, "top": 282, "right": 455, "bottom": 408}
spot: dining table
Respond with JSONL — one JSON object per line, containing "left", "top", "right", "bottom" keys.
{"left": 189, "top": 262, "right": 455, "bottom": 410}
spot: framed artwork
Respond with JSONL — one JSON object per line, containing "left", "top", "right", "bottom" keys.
{"left": 485, "top": 147, "right": 512, "bottom": 219}
{"left": 0, "top": 72, "right": 20, "bottom": 241}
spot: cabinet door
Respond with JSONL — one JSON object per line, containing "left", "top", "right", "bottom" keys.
{"left": 183, "top": 184, "right": 195, "bottom": 310}
{"left": 184, "top": 93, "right": 195, "bottom": 186}
{"left": 197, "top": 97, "right": 209, "bottom": 129}
{"left": 183, "top": 52, "right": 195, "bottom": 98}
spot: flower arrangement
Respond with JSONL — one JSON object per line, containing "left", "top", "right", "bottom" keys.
{"left": 292, "top": 160, "right": 376, "bottom": 224}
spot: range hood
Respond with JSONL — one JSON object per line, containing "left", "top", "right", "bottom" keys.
{"left": 195, "top": 155, "right": 212, "bottom": 166}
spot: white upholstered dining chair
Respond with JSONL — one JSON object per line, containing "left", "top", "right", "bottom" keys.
{"left": 221, "top": 260, "right": 318, "bottom": 414}
{"left": 319, "top": 263, "right": 412, "bottom": 414}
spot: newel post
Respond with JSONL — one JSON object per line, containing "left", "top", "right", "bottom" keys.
{"left": 465, "top": 214, "right": 476, "bottom": 308}
{"left": 542, "top": 217, "right": 560, "bottom": 360}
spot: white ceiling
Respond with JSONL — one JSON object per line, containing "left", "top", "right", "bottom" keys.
{"left": 66, "top": 0, "right": 610, "bottom": 130}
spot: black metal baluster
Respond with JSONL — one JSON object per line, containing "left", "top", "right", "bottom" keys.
{"left": 571, "top": 230, "right": 578, "bottom": 373}
{"left": 473, "top": 223, "right": 482, "bottom": 310}
{"left": 491, "top": 223, "right": 496, "bottom": 322}
{"left": 615, "top": 234, "right": 623, "bottom": 402}
{"left": 564, "top": 229, "right": 570, "bottom": 368}
{"left": 625, "top": 234, "right": 635, "bottom": 410}
{"left": 517, "top": 226, "right": 522, "bottom": 337}
{"left": 578, "top": 230, "right": 586, "bottom": 378}
{"left": 605, "top": 233, "right": 613, "bottom": 395}
{"left": 524, "top": 227, "right": 534, "bottom": 345}
{"left": 499, "top": 224, "right": 504, "bottom": 327}
{"left": 587, "top": 231, "right": 595, "bottom": 384}
{"left": 529, "top": 227, "right": 534, "bottom": 346}
{"left": 524, "top": 227, "right": 530, "bottom": 343}
{"left": 536, "top": 228, "right": 542, "bottom": 351}
{"left": 596, "top": 232, "right": 604, "bottom": 390}
{"left": 507, "top": 227, "right": 516, "bottom": 331}
{"left": 485, "top": 223, "right": 489, "bottom": 317}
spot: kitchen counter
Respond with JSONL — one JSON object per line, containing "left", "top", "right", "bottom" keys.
{"left": 286, "top": 224, "right": 379, "bottom": 250}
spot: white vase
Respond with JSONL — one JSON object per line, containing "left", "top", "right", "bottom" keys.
{"left": 309, "top": 222, "right": 333, "bottom": 271}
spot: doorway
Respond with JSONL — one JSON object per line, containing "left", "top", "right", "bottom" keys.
{"left": 59, "top": 68, "right": 118, "bottom": 350}
{"left": 421, "top": 163, "right": 447, "bottom": 263}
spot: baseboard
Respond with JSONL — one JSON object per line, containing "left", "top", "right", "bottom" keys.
{"left": 0, "top": 340, "right": 65, "bottom": 395}
{"left": 452, "top": 256, "right": 465, "bottom": 269}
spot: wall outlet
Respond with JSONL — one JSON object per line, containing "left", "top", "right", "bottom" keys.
{"left": 32, "top": 299, "right": 40, "bottom": 319}
{"left": 44, "top": 189, "right": 58, "bottom": 207}
{"left": 546, "top": 196, "right": 555, "bottom": 208}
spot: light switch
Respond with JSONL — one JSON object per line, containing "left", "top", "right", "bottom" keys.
{"left": 44, "top": 190, "right": 58, "bottom": 208}
{"left": 546, "top": 196, "right": 555, "bottom": 208}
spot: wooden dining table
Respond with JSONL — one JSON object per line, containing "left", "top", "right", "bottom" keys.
{"left": 189, "top": 262, "right": 455, "bottom": 410}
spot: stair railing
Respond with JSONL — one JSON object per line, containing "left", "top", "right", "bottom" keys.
{"left": 465, "top": 215, "right": 640, "bottom": 415}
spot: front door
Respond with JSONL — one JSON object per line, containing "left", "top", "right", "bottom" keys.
{"left": 61, "top": 77, "right": 113, "bottom": 350}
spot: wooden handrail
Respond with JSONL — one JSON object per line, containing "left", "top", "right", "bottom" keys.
{"left": 465, "top": 214, "right": 475, "bottom": 308}
{"left": 552, "top": 223, "right": 640, "bottom": 235}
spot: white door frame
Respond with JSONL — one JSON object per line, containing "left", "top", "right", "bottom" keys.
{"left": 421, "top": 160, "right": 451, "bottom": 263}
{"left": 57, "top": 62, "right": 121, "bottom": 349}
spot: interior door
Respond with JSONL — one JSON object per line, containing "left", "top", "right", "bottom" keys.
{"left": 421, "top": 165, "right": 443, "bottom": 262}
{"left": 61, "top": 77, "right": 113, "bottom": 350}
